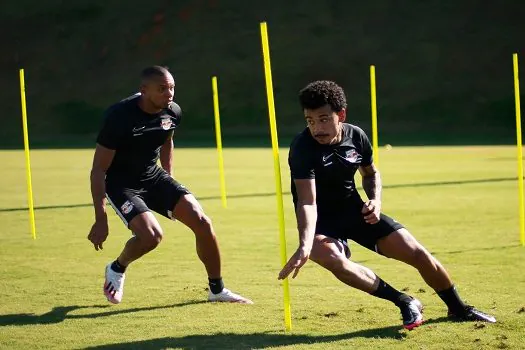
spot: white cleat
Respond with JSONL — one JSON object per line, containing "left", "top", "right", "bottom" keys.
{"left": 401, "top": 298, "right": 424, "bottom": 330}
{"left": 103, "top": 263, "right": 125, "bottom": 304}
{"left": 208, "top": 288, "right": 253, "bottom": 304}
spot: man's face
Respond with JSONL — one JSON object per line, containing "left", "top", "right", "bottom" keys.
{"left": 141, "top": 73, "right": 175, "bottom": 110}
{"left": 304, "top": 104, "right": 346, "bottom": 145}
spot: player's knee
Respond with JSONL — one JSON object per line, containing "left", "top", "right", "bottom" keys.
{"left": 152, "top": 227, "right": 163, "bottom": 245}
{"left": 142, "top": 226, "right": 163, "bottom": 249}
{"left": 320, "top": 255, "right": 348, "bottom": 274}
{"left": 201, "top": 213, "right": 213, "bottom": 230}
{"left": 194, "top": 211, "right": 214, "bottom": 234}
{"left": 329, "top": 259, "right": 367, "bottom": 284}
{"left": 412, "top": 246, "right": 433, "bottom": 267}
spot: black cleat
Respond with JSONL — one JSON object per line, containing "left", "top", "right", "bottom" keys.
{"left": 448, "top": 305, "right": 496, "bottom": 323}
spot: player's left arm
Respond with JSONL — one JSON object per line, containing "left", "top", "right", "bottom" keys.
{"left": 359, "top": 164, "right": 382, "bottom": 224}
{"left": 160, "top": 130, "right": 174, "bottom": 176}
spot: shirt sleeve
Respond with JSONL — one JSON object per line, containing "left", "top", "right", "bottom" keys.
{"left": 96, "top": 108, "right": 125, "bottom": 150}
{"left": 355, "top": 126, "right": 373, "bottom": 166}
{"left": 288, "top": 137, "right": 316, "bottom": 179}
{"left": 167, "top": 102, "right": 182, "bottom": 128}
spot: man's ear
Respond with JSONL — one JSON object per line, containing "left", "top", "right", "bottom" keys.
{"left": 139, "top": 82, "right": 147, "bottom": 96}
{"left": 337, "top": 108, "right": 346, "bottom": 122}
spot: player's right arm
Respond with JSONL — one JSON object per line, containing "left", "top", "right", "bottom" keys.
{"left": 278, "top": 136, "right": 317, "bottom": 280}
{"left": 88, "top": 144, "right": 115, "bottom": 250}
{"left": 90, "top": 144, "right": 115, "bottom": 220}
{"left": 278, "top": 179, "right": 317, "bottom": 280}
{"left": 88, "top": 107, "right": 123, "bottom": 251}
{"left": 294, "top": 179, "right": 317, "bottom": 253}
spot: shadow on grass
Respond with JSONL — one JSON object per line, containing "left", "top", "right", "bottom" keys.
{"left": 431, "top": 244, "right": 517, "bottom": 256}
{"left": 0, "top": 300, "right": 206, "bottom": 326}
{"left": 423, "top": 316, "right": 453, "bottom": 325}
{"left": 0, "top": 177, "right": 517, "bottom": 213}
{"left": 83, "top": 325, "right": 410, "bottom": 350}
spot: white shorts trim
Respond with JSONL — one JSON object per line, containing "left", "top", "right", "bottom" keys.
{"left": 105, "top": 193, "right": 129, "bottom": 226}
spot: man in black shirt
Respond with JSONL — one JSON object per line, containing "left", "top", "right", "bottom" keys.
{"left": 88, "top": 66, "right": 252, "bottom": 305}
{"left": 278, "top": 80, "right": 495, "bottom": 329}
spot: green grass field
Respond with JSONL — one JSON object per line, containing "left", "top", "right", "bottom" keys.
{"left": 1, "top": 146, "right": 524, "bottom": 349}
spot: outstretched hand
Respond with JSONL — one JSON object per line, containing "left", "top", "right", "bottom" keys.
{"left": 278, "top": 247, "right": 310, "bottom": 280}
{"left": 362, "top": 199, "right": 381, "bottom": 224}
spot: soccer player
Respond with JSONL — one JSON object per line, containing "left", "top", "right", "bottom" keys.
{"left": 88, "top": 66, "right": 252, "bottom": 305}
{"left": 278, "top": 80, "right": 495, "bottom": 329}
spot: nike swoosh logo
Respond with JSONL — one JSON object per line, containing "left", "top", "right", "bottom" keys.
{"left": 132, "top": 126, "right": 146, "bottom": 132}
{"left": 322, "top": 154, "right": 333, "bottom": 162}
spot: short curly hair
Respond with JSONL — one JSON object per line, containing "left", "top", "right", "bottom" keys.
{"left": 299, "top": 80, "right": 347, "bottom": 112}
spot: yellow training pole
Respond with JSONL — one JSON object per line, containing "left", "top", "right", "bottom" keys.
{"left": 370, "top": 65, "right": 379, "bottom": 167}
{"left": 212, "top": 76, "right": 228, "bottom": 209}
{"left": 513, "top": 53, "right": 525, "bottom": 246}
{"left": 19, "top": 69, "right": 36, "bottom": 239}
{"left": 260, "top": 21, "right": 292, "bottom": 331}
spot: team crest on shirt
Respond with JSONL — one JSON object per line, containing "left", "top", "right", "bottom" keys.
{"left": 345, "top": 149, "right": 360, "bottom": 163}
{"left": 160, "top": 118, "right": 173, "bottom": 130}
{"left": 121, "top": 201, "right": 134, "bottom": 214}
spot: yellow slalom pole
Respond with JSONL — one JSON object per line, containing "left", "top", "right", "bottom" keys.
{"left": 513, "top": 53, "right": 525, "bottom": 246}
{"left": 212, "top": 76, "right": 228, "bottom": 209}
{"left": 370, "top": 65, "right": 379, "bottom": 167}
{"left": 19, "top": 69, "right": 36, "bottom": 240}
{"left": 260, "top": 21, "right": 292, "bottom": 332}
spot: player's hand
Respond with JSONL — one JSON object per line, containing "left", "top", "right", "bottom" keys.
{"left": 278, "top": 247, "right": 310, "bottom": 280}
{"left": 88, "top": 217, "right": 109, "bottom": 251}
{"left": 362, "top": 199, "right": 381, "bottom": 224}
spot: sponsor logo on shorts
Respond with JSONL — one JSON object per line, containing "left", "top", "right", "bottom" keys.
{"left": 121, "top": 201, "right": 134, "bottom": 214}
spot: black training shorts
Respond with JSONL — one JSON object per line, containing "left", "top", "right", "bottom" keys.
{"left": 105, "top": 172, "right": 191, "bottom": 227}
{"left": 316, "top": 210, "right": 404, "bottom": 254}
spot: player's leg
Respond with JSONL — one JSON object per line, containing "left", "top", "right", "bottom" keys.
{"left": 376, "top": 228, "right": 452, "bottom": 291}
{"left": 119, "top": 211, "right": 164, "bottom": 265}
{"left": 374, "top": 217, "right": 496, "bottom": 323}
{"left": 147, "top": 174, "right": 252, "bottom": 304}
{"left": 172, "top": 194, "right": 252, "bottom": 303}
{"left": 310, "top": 235, "right": 377, "bottom": 292}
{"left": 172, "top": 194, "right": 221, "bottom": 280}
{"left": 310, "top": 234, "right": 423, "bottom": 330}
{"left": 104, "top": 188, "right": 163, "bottom": 304}
{"left": 349, "top": 214, "right": 451, "bottom": 291}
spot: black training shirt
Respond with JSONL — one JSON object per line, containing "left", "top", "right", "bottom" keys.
{"left": 288, "top": 123, "right": 373, "bottom": 213}
{"left": 96, "top": 94, "right": 181, "bottom": 186}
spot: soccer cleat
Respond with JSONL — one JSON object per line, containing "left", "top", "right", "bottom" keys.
{"left": 399, "top": 298, "right": 424, "bottom": 330}
{"left": 208, "top": 288, "right": 253, "bottom": 304}
{"left": 103, "top": 263, "right": 125, "bottom": 304}
{"left": 448, "top": 305, "right": 496, "bottom": 323}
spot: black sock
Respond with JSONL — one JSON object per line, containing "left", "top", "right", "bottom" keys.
{"left": 208, "top": 277, "right": 224, "bottom": 294}
{"left": 110, "top": 259, "right": 127, "bottom": 273}
{"left": 437, "top": 285, "right": 467, "bottom": 312}
{"left": 371, "top": 278, "right": 413, "bottom": 307}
